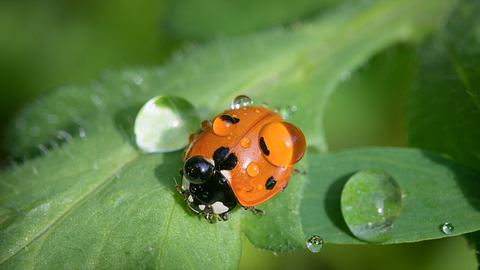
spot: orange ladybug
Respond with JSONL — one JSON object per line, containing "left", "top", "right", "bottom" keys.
{"left": 180, "top": 96, "right": 306, "bottom": 222}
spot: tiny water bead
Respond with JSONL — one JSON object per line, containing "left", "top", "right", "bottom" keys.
{"left": 306, "top": 235, "right": 324, "bottom": 253}
{"left": 240, "top": 137, "right": 251, "bottom": 148}
{"left": 134, "top": 96, "right": 200, "bottom": 153}
{"left": 231, "top": 95, "right": 253, "bottom": 109}
{"left": 246, "top": 162, "right": 260, "bottom": 177}
{"left": 440, "top": 222, "right": 454, "bottom": 235}
{"left": 201, "top": 120, "right": 211, "bottom": 131}
{"left": 340, "top": 170, "right": 402, "bottom": 243}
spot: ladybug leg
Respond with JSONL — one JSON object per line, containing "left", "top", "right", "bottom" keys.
{"left": 219, "top": 212, "right": 230, "bottom": 221}
{"left": 175, "top": 171, "right": 185, "bottom": 195}
{"left": 281, "top": 182, "right": 289, "bottom": 192}
{"left": 202, "top": 205, "right": 219, "bottom": 223}
{"left": 293, "top": 168, "right": 307, "bottom": 175}
{"left": 243, "top": 206, "right": 266, "bottom": 216}
{"left": 203, "top": 212, "right": 216, "bottom": 223}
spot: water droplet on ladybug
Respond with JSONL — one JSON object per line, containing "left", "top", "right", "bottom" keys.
{"left": 201, "top": 120, "right": 211, "bottom": 130}
{"left": 259, "top": 121, "right": 306, "bottom": 166}
{"left": 212, "top": 116, "right": 236, "bottom": 136}
{"left": 240, "top": 137, "right": 251, "bottom": 148}
{"left": 231, "top": 95, "right": 253, "bottom": 109}
{"left": 246, "top": 162, "right": 260, "bottom": 177}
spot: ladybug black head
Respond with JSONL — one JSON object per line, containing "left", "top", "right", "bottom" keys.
{"left": 183, "top": 156, "right": 215, "bottom": 184}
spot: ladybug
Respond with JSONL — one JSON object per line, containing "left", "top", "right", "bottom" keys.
{"left": 179, "top": 98, "right": 306, "bottom": 222}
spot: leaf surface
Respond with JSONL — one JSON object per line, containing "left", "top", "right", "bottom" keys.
{"left": 0, "top": 0, "right": 457, "bottom": 268}
{"left": 302, "top": 148, "right": 480, "bottom": 244}
{"left": 407, "top": 0, "right": 480, "bottom": 171}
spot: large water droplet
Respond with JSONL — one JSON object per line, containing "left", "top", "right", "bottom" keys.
{"left": 134, "top": 96, "right": 199, "bottom": 153}
{"left": 306, "top": 235, "right": 323, "bottom": 253}
{"left": 340, "top": 170, "right": 402, "bottom": 243}
{"left": 231, "top": 95, "right": 253, "bottom": 109}
{"left": 212, "top": 115, "right": 236, "bottom": 136}
{"left": 440, "top": 222, "right": 454, "bottom": 235}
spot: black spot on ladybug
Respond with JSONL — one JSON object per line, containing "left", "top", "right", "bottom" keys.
{"left": 213, "top": 146, "right": 238, "bottom": 170}
{"left": 213, "top": 147, "right": 229, "bottom": 164}
{"left": 220, "top": 114, "right": 240, "bottom": 124}
{"left": 259, "top": 137, "right": 270, "bottom": 156}
{"left": 265, "top": 176, "right": 276, "bottom": 190}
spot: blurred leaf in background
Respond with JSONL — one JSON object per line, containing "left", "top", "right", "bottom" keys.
{"left": 164, "top": 0, "right": 348, "bottom": 39}
{"left": 0, "top": 0, "right": 176, "bottom": 160}
{"left": 408, "top": 0, "right": 480, "bottom": 171}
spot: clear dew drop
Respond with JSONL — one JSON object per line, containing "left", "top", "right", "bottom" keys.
{"left": 134, "top": 96, "right": 200, "bottom": 153}
{"left": 340, "top": 170, "right": 402, "bottom": 243}
{"left": 440, "top": 222, "right": 454, "bottom": 235}
{"left": 231, "top": 95, "right": 253, "bottom": 109}
{"left": 306, "top": 235, "right": 323, "bottom": 253}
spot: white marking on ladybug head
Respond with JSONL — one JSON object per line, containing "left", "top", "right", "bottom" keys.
{"left": 205, "top": 157, "right": 215, "bottom": 166}
{"left": 199, "top": 205, "right": 206, "bottom": 211}
{"left": 220, "top": 170, "right": 231, "bottom": 182}
{"left": 211, "top": 201, "right": 229, "bottom": 214}
{"left": 187, "top": 195, "right": 194, "bottom": 203}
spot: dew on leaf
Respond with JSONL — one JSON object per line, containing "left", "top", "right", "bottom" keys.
{"left": 134, "top": 95, "right": 200, "bottom": 153}
{"left": 340, "top": 170, "right": 402, "bottom": 243}
{"left": 78, "top": 128, "right": 86, "bottom": 138}
{"left": 306, "top": 235, "right": 323, "bottom": 253}
{"left": 231, "top": 95, "right": 253, "bottom": 109}
{"left": 440, "top": 222, "right": 454, "bottom": 235}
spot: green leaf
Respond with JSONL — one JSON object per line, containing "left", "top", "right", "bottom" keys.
{"left": 1, "top": 0, "right": 457, "bottom": 268}
{"left": 441, "top": 0, "right": 480, "bottom": 109}
{"left": 324, "top": 44, "right": 415, "bottom": 150}
{"left": 407, "top": 0, "right": 480, "bottom": 171}
{"left": 165, "top": 0, "right": 345, "bottom": 39}
{"left": 302, "top": 148, "right": 480, "bottom": 244}
{"left": 7, "top": 0, "right": 454, "bottom": 156}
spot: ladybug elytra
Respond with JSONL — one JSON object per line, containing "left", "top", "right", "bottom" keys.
{"left": 179, "top": 98, "right": 306, "bottom": 222}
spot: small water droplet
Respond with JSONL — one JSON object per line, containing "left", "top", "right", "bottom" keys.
{"left": 37, "top": 144, "right": 48, "bottom": 155}
{"left": 340, "top": 170, "right": 402, "bottom": 243}
{"left": 240, "top": 137, "right": 251, "bottom": 148}
{"left": 246, "top": 162, "right": 260, "bottom": 177}
{"left": 56, "top": 130, "right": 73, "bottom": 142}
{"left": 306, "top": 235, "right": 323, "bottom": 253}
{"left": 78, "top": 128, "right": 86, "bottom": 138}
{"left": 279, "top": 105, "right": 298, "bottom": 120}
{"left": 231, "top": 95, "right": 253, "bottom": 109}
{"left": 135, "top": 96, "right": 200, "bottom": 153}
{"left": 132, "top": 74, "right": 144, "bottom": 85}
{"left": 212, "top": 116, "right": 236, "bottom": 136}
{"left": 201, "top": 120, "right": 211, "bottom": 131}
{"left": 440, "top": 222, "right": 454, "bottom": 235}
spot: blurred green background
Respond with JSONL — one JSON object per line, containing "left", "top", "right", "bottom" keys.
{"left": 0, "top": 0, "right": 476, "bottom": 269}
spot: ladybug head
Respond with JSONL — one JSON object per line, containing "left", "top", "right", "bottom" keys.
{"left": 183, "top": 156, "right": 215, "bottom": 184}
